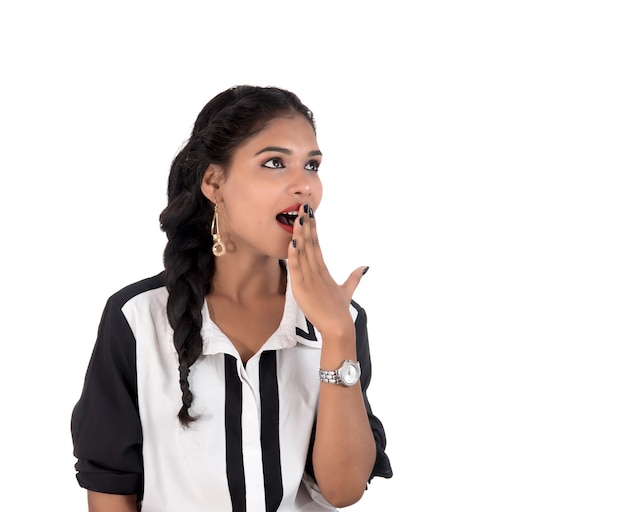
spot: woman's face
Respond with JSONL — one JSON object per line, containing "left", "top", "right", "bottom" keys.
{"left": 205, "top": 114, "right": 323, "bottom": 260}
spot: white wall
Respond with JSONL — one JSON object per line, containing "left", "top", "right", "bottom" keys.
{"left": 1, "top": 1, "right": 624, "bottom": 510}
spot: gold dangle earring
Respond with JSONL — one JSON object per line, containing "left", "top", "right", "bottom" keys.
{"left": 211, "top": 205, "right": 226, "bottom": 257}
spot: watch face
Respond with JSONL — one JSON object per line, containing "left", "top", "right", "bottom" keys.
{"left": 340, "top": 361, "right": 360, "bottom": 386}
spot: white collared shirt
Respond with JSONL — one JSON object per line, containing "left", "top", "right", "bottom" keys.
{"left": 71, "top": 271, "right": 392, "bottom": 512}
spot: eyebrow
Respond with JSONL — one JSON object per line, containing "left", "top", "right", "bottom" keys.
{"left": 254, "top": 146, "right": 322, "bottom": 157}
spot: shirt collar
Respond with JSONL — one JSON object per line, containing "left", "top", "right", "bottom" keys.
{"left": 198, "top": 265, "right": 322, "bottom": 356}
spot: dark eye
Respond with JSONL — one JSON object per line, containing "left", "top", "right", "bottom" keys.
{"left": 262, "top": 158, "right": 285, "bottom": 169}
{"left": 305, "top": 160, "right": 320, "bottom": 172}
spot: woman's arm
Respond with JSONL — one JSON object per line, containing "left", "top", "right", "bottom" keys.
{"left": 87, "top": 491, "right": 138, "bottom": 512}
{"left": 288, "top": 205, "right": 377, "bottom": 507}
{"left": 312, "top": 331, "right": 377, "bottom": 507}
{"left": 72, "top": 292, "right": 145, "bottom": 506}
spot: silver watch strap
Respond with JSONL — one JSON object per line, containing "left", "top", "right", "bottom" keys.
{"left": 319, "top": 368, "right": 341, "bottom": 384}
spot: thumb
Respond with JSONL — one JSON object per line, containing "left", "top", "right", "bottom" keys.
{"left": 342, "top": 266, "right": 370, "bottom": 301}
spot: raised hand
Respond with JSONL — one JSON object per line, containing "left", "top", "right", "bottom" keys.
{"left": 287, "top": 203, "right": 368, "bottom": 339}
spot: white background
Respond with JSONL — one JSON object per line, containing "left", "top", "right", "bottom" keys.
{"left": 1, "top": 1, "right": 625, "bottom": 510}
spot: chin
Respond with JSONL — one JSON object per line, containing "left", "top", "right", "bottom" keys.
{"left": 274, "top": 242, "right": 290, "bottom": 261}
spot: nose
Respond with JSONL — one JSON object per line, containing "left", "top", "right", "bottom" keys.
{"left": 289, "top": 169, "right": 313, "bottom": 197}
{"left": 294, "top": 185, "right": 311, "bottom": 197}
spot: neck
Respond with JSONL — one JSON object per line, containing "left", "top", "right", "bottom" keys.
{"left": 210, "top": 255, "right": 286, "bottom": 303}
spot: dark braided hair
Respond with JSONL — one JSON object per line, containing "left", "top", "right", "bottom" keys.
{"left": 158, "top": 85, "right": 315, "bottom": 425}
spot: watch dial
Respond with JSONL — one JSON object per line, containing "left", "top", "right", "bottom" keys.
{"left": 342, "top": 364, "right": 358, "bottom": 384}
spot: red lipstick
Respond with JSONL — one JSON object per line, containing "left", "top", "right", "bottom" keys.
{"left": 276, "top": 203, "right": 301, "bottom": 234}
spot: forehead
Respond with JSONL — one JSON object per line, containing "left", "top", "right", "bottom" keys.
{"left": 237, "top": 115, "right": 319, "bottom": 154}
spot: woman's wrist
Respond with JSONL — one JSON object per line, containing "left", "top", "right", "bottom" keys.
{"left": 319, "top": 332, "right": 357, "bottom": 369}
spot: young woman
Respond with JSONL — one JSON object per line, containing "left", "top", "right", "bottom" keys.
{"left": 71, "top": 85, "right": 392, "bottom": 512}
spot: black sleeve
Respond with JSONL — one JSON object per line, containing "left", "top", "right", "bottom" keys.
{"left": 306, "top": 302, "right": 393, "bottom": 482}
{"left": 70, "top": 294, "right": 144, "bottom": 496}
{"left": 353, "top": 302, "right": 393, "bottom": 481}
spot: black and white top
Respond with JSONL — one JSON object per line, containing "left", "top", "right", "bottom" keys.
{"left": 71, "top": 271, "right": 392, "bottom": 512}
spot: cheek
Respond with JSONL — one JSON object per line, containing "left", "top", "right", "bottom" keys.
{"left": 222, "top": 177, "right": 259, "bottom": 206}
{"left": 313, "top": 180, "right": 323, "bottom": 208}
{"left": 222, "top": 180, "right": 269, "bottom": 224}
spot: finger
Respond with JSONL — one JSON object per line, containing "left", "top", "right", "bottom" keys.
{"left": 288, "top": 205, "right": 308, "bottom": 276}
{"left": 288, "top": 203, "right": 309, "bottom": 272}
{"left": 287, "top": 236, "right": 302, "bottom": 281}
{"left": 341, "top": 266, "right": 370, "bottom": 300}
{"left": 298, "top": 204, "right": 325, "bottom": 274}
{"left": 291, "top": 203, "right": 316, "bottom": 276}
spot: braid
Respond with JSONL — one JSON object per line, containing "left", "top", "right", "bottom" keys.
{"left": 159, "top": 85, "right": 315, "bottom": 425}
{"left": 164, "top": 236, "right": 214, "bottom": 424}
{"left": 160, "top": 159, "right": 215, "bottom": 425}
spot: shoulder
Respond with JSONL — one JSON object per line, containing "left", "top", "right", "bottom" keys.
{"left": 106, "top": 271, "right": 167, "bottom": 311}
{"left": 86, "top": 273, "right": 168, "bottom": 383}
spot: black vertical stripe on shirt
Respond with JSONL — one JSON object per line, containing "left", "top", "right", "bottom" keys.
{"left": 259, "top": 351, "right": 283, "bottom": 512}
{"left": 225, "top": 355, "right": 246, "bottom": 512}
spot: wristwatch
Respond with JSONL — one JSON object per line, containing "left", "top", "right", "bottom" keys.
{"left": 319, "top": 360, "right": 361, "bottom": 387}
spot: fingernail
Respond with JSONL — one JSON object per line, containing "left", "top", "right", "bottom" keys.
{"left": 299, "top": 216, "right": 304, "bottom": 226}
{"left": 303, "top": 203, "right": 309, "bottom": 214}
{"left": 309, "top": 207, "right": 314, "bottom": 218}
{"left": 362, "top": 266, "right": 370, "bottom": 275}
{"left": 292, "top": 239, "right": 297, "bottom": 248}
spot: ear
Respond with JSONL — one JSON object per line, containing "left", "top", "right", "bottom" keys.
{"left": 201, "top": 164, "right": 225, "bottom": 204}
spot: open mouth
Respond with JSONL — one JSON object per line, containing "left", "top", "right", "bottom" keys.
{"left": 276, "top": 204, "right": 301, "bottom": 233}
{"left": 276, "top": 210, "right": 299, "bottom": 227}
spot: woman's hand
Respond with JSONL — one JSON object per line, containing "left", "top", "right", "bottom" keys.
{"left": 287, "top": 203, "right": 368, "bottom": 338}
